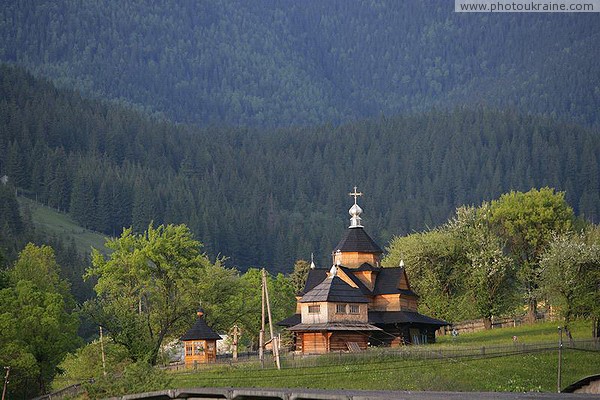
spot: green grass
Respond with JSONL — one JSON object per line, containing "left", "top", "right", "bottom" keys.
{"left": 169, "top": 320, "right": 600, "bottom": 393}
{"left": 435, "top": 319, "right": 591, "bottom": 347}
{"left": 18, "top": 196, "right": 109, "bottom": 255}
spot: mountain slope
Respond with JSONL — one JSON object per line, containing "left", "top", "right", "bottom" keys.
{"left": 1, "top": 65, "right": 599, "bottom": 272}
{"left": 1, "top": 1, "right": 598, "bottom": 126}
{"left": 17, "top": 197, "right": 108, "bottom": 256}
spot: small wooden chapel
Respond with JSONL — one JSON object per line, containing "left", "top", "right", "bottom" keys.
{"left": 279, "top": 188, "right": 447, "bottom": 354}
{"left": 180, "top": 309, "right": 221, "bottom": 366}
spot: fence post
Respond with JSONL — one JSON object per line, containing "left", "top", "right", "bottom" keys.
{"left": 557, "top": 327, "right": 563, "bottom": 393}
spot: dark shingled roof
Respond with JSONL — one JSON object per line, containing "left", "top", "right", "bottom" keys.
{"left": 300, "top": 275, "right": 369, "bottom": 303}
{"left": 180, "top": 317, "right": 222, "bottom": 341}
{"left": 303, "top": 266, "right": 418, "bottom": 297}
{"left": 277, "top": 313, "right": 300, "bottom": 327}
{"left": 355, "top": 262, "right": 381, "bottom": 271}
{"left": 299, "top": 268, "right": 328, "bottom": 296}
{"left": 372, "top": 267, "right": 418, "bottom": 297}
{"left": 368, "top": 310, "right": 448, "bottom": 327}
{"left": 334, "top": 227, "right": 383, "bottom": 254}
{"left": 279, "top": 311, "right": 448, "bottom": 329}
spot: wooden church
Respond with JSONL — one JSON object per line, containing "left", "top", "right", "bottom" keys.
{"left": 279, "top": 188, "right": 447, "bottom": 354}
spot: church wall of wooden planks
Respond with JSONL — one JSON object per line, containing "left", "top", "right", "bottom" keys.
{"left": 279, "top": 188, "right": 448, "bottom": 354}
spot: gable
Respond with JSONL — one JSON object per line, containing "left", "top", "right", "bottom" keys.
{"left": 373, "top": 267, "right": 418, "bottom": 297}
{"left": 338, "top": 266, "right": 373, "bottom": 296}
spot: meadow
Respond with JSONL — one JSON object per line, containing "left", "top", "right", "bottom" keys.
{"left": 169, "top": 320, "right": 599, "bottom": 393}
{"left": 18, "top": 196, "right": 108, "bottom": 255}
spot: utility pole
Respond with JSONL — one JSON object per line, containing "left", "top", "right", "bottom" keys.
{"left": 557, "top": 326, "right": 563, "bottom": 393}
{"left": 232, "top": 324, "right": 240, "bottom": 361}
{"left": 99, "top": 326, "right": 107, "bottom": 377}
{"left": 2, "top": 366, "right": 10, "bottom": 400}
{"left": 259, "top": 269, "right": 265, "bottom": 368}
{"left": 263, "top": 268, "right": 281, "bottom": 370}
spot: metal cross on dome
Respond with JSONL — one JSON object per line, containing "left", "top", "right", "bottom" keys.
{"left": 349, "top": 186, "right": 363, "bottom": 205}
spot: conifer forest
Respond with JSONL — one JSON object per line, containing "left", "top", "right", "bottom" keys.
{"left": 0, "top": 1, "right": 599, "bottom": 398}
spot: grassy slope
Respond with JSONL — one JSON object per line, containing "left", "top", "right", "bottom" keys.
{"left": 435, "top": 319, "right": 589, "bottom": 346}
{"left": 169, "top": 320, "right": 600, "bottom": 393}
{"left": 18, "top": 196, "right": 108, "bottom": 254}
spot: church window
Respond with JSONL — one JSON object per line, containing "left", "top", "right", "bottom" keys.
{"left": 194, "top": 341, "right": 204, "bottom": 354}
{"left": 336, "top": 304, "right": 347, "bottom": 314}
{"left": 349, "top": 304, "right": 360, "bottom": 314}
{"left": 308, "top": 305, "right": 320, "bottom": 314}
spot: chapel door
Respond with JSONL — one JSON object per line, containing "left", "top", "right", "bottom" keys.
{"left": 206, "top": 341, "right": 216, "bottom": 362}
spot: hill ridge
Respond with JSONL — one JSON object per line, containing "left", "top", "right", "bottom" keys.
{"left": 0, "top": 1, "right": 598, "bottom": 127}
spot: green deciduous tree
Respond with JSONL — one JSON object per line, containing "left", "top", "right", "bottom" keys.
{"left": 84, "top": 360, "right": 172, "bottom": 399}
{"left": 451, "top": 205, "right": 516, "bottom": 329}
{"left": 84, "top": 223, "right": 215, "bottom": 365}
{"left": 539, "top": 228, "right": 600, "bottom": 337}
{"left": 0, "top": 244, "right": 79, "bottom": 398}
{"left": 56, "top": 340, "right": 129, "bottom": 387}
{"left": 384, "top": 191, "right": 574, "bottom": 327}
{"left": 489, "top": 187, "right": 574, "bottom": 322}
{"left": 219, "top": 268, "right": 295, "bottom": 350}
{"left": 11, "top": 243, "right": 71, "bottom": 300}
{"left": 384, "top": 228, "right": 470, "bottom": 322}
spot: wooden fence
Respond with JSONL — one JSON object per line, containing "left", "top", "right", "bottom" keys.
{"left": 271, "top": 339, "right": 599, "bottom": 369}
{"left": 163, "top": 338, "right": 599, "bottom": 371}
{"left": 438, "top": 312, "right": 557, "bottom": 335}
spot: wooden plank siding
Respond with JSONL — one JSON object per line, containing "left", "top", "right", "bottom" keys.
{"left": 372, "top": 294, "right": 418, "bottom": 312}
{"left": 353, "top": 270, "right": 375, "bottom": 290}
{"left": 329, "top": 332, "right": 368, "bottom": 352}
{"left": 302, "top": 332, "right": 328, "bottom": 354}
{"left": 183, "top": 339, "right": 217, "bottom": 366}
{"left": 334, "top": 252, "right": 379, "bottom": 269}
{"left": 300, "top": 331, "right": 368, "bottom": 354}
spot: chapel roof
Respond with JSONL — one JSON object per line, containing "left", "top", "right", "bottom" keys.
{"left": 278, "top": 310, "right": 449, "bottom": 328}
{"left": 180, "top": 316, "right": 222, "bottom": 341}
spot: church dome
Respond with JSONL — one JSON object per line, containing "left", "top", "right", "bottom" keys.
{"left": 349, "top": 203, "right": 363, "bottom": 217}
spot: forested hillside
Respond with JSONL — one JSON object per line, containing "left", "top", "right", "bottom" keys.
{"left": 0, "top": 1, "right": 598, "bottom": 126}
{"left": 1, "top": 65, "right": 599, "bottom": 272}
